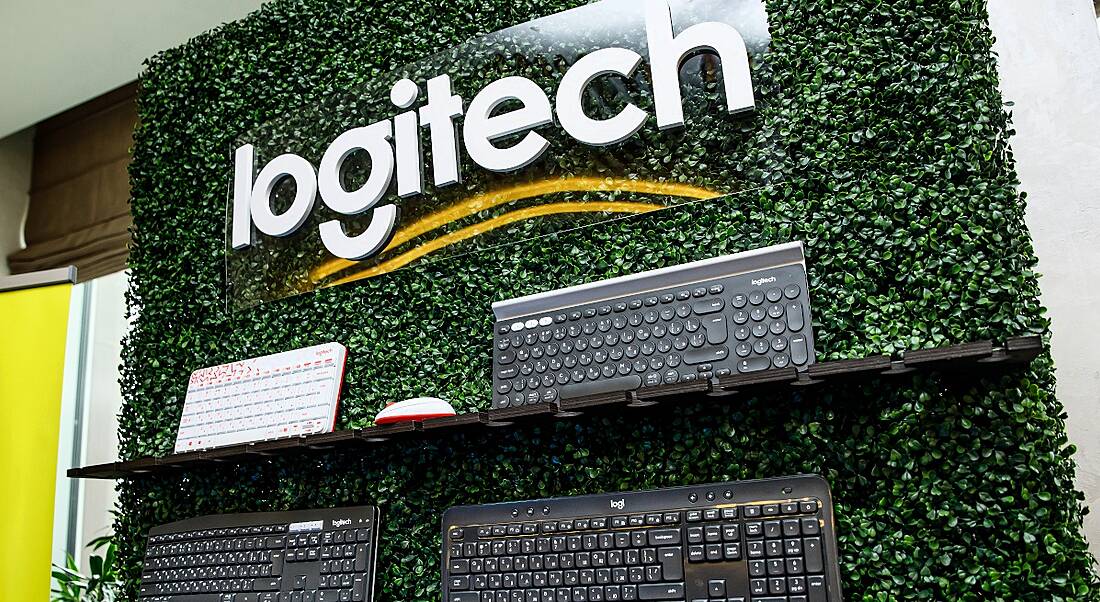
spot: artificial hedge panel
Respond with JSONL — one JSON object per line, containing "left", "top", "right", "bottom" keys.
{"left": 118, "top": 0, "right": 1098, "bottom": 600}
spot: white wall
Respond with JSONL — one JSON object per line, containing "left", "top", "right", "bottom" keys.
{"left": 0, "top": 128, "right": 33, "bottom": 275}
{"left": 77, "top": 271, "right": 129, "bottom": 569}
{"left": 988, "top": 0, "right": 1100, "bottom": 560}
{"left": 0, "top": 0, "right": 269, "bottom": 139}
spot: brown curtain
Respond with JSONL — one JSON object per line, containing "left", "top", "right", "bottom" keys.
{"left": 7, "top": 83, "right": 138, "bottom": 282}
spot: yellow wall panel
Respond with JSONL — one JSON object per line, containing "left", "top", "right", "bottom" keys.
{"left": 0, "top": 283, "right": 72, "bottom": 601}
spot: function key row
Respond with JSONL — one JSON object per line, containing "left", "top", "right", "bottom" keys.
{"left": 451, "top": 513, "right": 685, "bottom": 540}
{"left": 499, "top": 286, "right": 732, "bottom": 334}
{"left": 149, "top": 524, "right": 287, "bottom": 544}
{"left": 686, "top": 501, "right": 818, "bottom": 523}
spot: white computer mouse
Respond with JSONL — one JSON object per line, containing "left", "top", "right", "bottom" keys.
{"left": 373, "top": 396, "right": 456, "bottom": 425}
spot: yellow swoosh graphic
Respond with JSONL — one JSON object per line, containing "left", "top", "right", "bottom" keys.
{"left": 322, "top": 201, "right": 663, "bottom": 288}
{"left": 310, "top": 177, "right": 719, "bottom": 282}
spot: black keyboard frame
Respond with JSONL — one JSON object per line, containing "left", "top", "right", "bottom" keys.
{"left": 491, "top": 243, "right": 816, "bottom": 409}
{"left": 441, "top": 475, "right": 843, "bottom": 602}
{"left": 140, "top": 505, "right": 380, "bottom": 602}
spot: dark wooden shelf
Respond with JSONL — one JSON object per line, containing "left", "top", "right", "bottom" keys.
{"left": 68, "top": 336, "right": 1044, "bottom": 480}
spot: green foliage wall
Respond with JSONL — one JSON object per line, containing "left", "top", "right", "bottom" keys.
{"left": 118, "top": 0, "right": 1099, "bottom": 599}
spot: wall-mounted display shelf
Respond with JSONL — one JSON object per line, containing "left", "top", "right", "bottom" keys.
{"left": 69, "top": 336, "right": 1043, "bottom": 480}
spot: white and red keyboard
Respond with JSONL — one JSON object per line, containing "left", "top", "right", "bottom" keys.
{"left": 174, "top": 343, "right": 348, "bottom": 452}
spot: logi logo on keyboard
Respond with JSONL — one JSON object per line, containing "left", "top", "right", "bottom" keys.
{"left": 609, "top": 498, "right": 626, "bottom": 510}
{"left": 332, "top": 518, "right": 353, "bottom": 528}
{"left": 751, "top": 276, "right": 777, "bottom": 286}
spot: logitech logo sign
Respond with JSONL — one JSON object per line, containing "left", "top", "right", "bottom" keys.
{"left": 229, "top": 0, "right": 756, "bottom": 261}
{"left": 610, "top": 499, "right": 626, "bottom": 510}
{"left": 751, "top": 276, "right": 777, "bottom": 286}
{"left": 333, "top": 519, "right": 352, "bottom": 528}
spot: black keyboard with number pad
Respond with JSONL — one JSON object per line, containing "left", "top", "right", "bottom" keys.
{"left": 138, "top": 506, "right": 380, "bottom": 602}
{"left": 441, "top": 476, "right": 843, "bottom": 602}
{"left": 491, "top": 242, "right": 815, "bottom": 408}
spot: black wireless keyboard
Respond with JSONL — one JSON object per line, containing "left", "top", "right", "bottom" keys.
{"left": 441, "top": 476, "right": 843, "bottom": 602}
{"left": 491, "top": 243, "right": 816, "bottom": 408}
{"left": 139, "top": 506, "right": 380, "bottom": 602}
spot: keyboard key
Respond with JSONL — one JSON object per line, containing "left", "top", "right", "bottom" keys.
{"left": 638, "top": 583, "right": 683, "bottom": 600}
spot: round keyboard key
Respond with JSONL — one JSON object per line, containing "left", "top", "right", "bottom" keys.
{"left": 753, "top": 340, "right": 770, "bottom": 354}
{"left": 665, "top": 370, "right": 679, "bottom": 384}
{"left": 542, "top": 389, "right": 558, "bottom": 402}
{"left": 610, "top": 347, "right": 624, "bottom": 361}
{"left": 497, "top": 338, "right": 510, "bottom": 350}
{"left": 620, "top": 330, "right": 634, "bottom": 343}
{"left": 575, "top": 338, "right": 588, "bottom": 351}
{"left": 692, "top": 287, "right": 707, "bottom": 297}
{"left": 555, "top": 314, "right": 568, "bottom": 323}
{"left": 512, "top": 334, "right": 524, "bottom": 347}
{"left": 770, "top": 320, "right": 786, "bottom": 335}
{"left": 557, "top": 372, "right": 570, "bottom": 385}
{"left": 599, "top": 305, "right": 612, "bottom": 315}
{"left": 637, "top": 326, "right": 651, "bottom": 340}
{"left": 768, "top": 304, "right": 784, "bottom": 319}
{"left": 542, "top": 374, "right": 554, "bottom": 387}
{"left": 709, "top": 284, "right": 724, "bottom": 295}
{"left": 750, "top": 307, "right": 767, "bottom": 321}
{"left": 614, "top": 302, "right": 628, "bottom": 312}
{"left": 629, "top": 313, "right": 643, "bottom": 327}
{"left": 613, "top": 316, "right": 627, "bottom": 329}
{"left": 513, "top": 378, "right": 525, "bottom": 391}
{"left": 550, "top": 357, "right": 563, "bottom": 370}
{"left": 564, "top": 355, "right": 577, "bottom": 368}
{"left": 652, "top": 324, "right": 667, "bottom": 338}
{"left": 572, "top": 369, "right": 586, "bottom": 382}
{"left": 568, "top": 325, "right": 582, "bottom": 337}
{"left": 629, "top": 299, "right": 643, "bottom": 310}
{"left": 583, "top": 322, "right": 597, "bottom": 335}
{"left": 766, "top": 287, "right": 783, "bottom": 303}
{"left": 772, "top": 337, "right": 788, "bottom": 352}
{"left": 587, "top": 366, "right": 601, "bottom": 380}
{"left": 669, "top": 321, "right": 684, "bottom": 335}
{"left": 579, "top": 353, "right": 592, "bottom": 366}
{"left": 535, "top": 360, "right": 548, "bottom": 373}
{"left": 618, "top": 361, "right": 632, "bottom": 376}
{"left": 547, "top": 343, "right": 559, "bottom": 356}
{"left": 676, "top": 304, "right": 691, "bottom": 318}
{"left": 645, "top": 310, "right": 660, "bottom": 324}
{"left": 569, "top": 311, "right": 582, "bottom": 321}
{"left": 584, "top": 308, "right": 597, "bottom": 318}
{"left": 589, "top": 335, "right": 603, "bottom": 349}
{"left": 673, "top": 336, "right": 689, "bottom": 350}
{"left": 526, "top": 390, "right": 540, "bottom": 404}
{"left": 660, "top": 293, "right": 675, "bottom": 304}
{"left": 752, "top": 323, "right": 769, "bottom": 338}
{"left": 594, "top": 350, "right": 609, "bottom": 363}
{"left": 686, "top": 318, "right": 701, "bottom": 332}
{"left": 521, "top": 362, "right": 533, "bottom": 375}
{"left": 666, "top": 353, "right": 682, "bottom": 367}
{"left": 644, "top": 296, "right": 659, "bottom": 306}
{"left": 553, "top": 327, "right": 567, "bottom": 340}
{"left": 531, "top": 346, "right": 544, "bottom": 359}
{"left": 642, "top": 341, "right": 656, "bottom": 355}
{"left": 649, "top": 356, "right": 664, "bottom": 370}
{"left": 602, "top": 365, "right": 616, "bottom": 378}
{"left": 605, "top": 333, "right": 620, "bottom": 346}
{"left": 526, "top": 332, "right": 539, "bottom": 345}
{"left": 657, "top": 339, "right": 672, "bottom": 353}
{"left": 676, "top": 290, "right": 692, "bottom": 300}
{"left": 735, "top": 326, "right": 750, "bottom": 341}
{"left": 748, "top": 290, "right": 765, "bottom": 305}
{"left": 784, "top": 284, "right": 801, "bottom": 299}
{"left": 735, "top": 342, "right": 752, "bottom": 357}
{"left": 598, "top": 319, "right": 612, "bottom": 332}
{"left": 645, "top": 372, "right": 662, "bottom": 386}
{"left": 633, "top": 360, "right": 648, "bottom": 373}
{"left": 626, "top": 345, "right": 640, "bottom": 358}
{"left": 528, "top": 377, "right": 540, "bottom": 390}
{"left": 772, "top": 354, "right": 790, "bottom": 368}
{"left": 690, "top": 332, "right": 706, "bottom": 347}
{"left": 660, "top": 308, "right": 675, "bottom": 321}
{"left": 561, "top": 341, "right": 575, "bottom": 354}
{"left": 733, "top": 311, "right": 749, "bottom": 325}
{"left": 731, "top": 293, "right": 748, "bottom": 308}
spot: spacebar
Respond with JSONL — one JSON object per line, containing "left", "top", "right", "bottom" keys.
{"left": 560, "top": 375, "right": 642, "bottom": 399}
